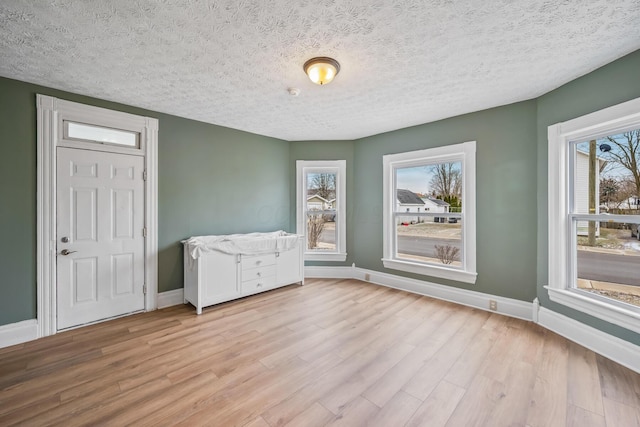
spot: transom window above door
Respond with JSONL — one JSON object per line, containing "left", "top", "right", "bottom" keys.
{"left": 65, "top": 121, "right": 140, "bottom": 148}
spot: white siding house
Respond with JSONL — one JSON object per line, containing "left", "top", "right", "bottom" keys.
{"left": 306, "top": 194, "right": 330, "bottom": 211}
{"left": 422, "top": 197, "right": 450, "bottom": 214}
{"left": 396, "top": 189, "right": 425, "bottom": 224}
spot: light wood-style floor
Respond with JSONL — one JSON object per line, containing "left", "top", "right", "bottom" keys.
{"left": 1, "top": 278, "right": 639, "bottom": 426}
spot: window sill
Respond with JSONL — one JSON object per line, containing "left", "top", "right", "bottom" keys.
{"left": 305, "top": 252, "right": 347, "bottom": 262}
{"left": 546, "top": 287, "right": 640, "bottom": 335}
{"left": 382, "top": 258, "right": 477, "bottom": 284}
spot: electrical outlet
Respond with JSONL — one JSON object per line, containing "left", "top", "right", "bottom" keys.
{"left": 489, "top": 300, "right": 498, "bottom": 311}
{"left": 364, "top": 273, "right": 371, "bottom": 281}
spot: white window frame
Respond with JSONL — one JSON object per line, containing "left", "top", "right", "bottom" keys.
{"left": 382, "top": 141, "right": 477, "bottom": 284}
{"left": 547, "top": 96, "right": 640, "bottom": 334}
{"left": 296, "top": 160, "right": 347, "bottom": 262}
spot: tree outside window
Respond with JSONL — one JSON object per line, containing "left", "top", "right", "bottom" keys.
{"left": 382, "top": 141, "right": 476, "bottom": 284}
{"left": 296, "top": 160, "right": 346, "bottom": 262}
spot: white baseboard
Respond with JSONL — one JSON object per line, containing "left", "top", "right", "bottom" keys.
{"left": 352, "top": 267, "right": 533, "bottom": 321}
{"left": 157, "top": 288, "right": 185, "bottom": 309}
{"left": 0, "top": 319, "right": 38, "bottom": 349}
{"left": 304, "top": 265, "right": 355, "bottom": 279}
{"left": 538, "top": 307, "right": 640, "bottom": 374}
{"left": 303, "top": 265, "right": 532, "bottom": 320}
{"left": 0, "top": 290, "right": 186, "bottom": 349}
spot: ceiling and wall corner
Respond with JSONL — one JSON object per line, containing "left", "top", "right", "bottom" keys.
{"left": 1, "top": 1, "right": 639, "bottom": 141}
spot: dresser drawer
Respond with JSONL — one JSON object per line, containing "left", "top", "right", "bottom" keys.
{"left": 242, "top": 275, "right": 276, "bottom": 294}
{"left": 241, "top": 254, "right": 276, "bottom": 270}
{"left": 241, "top": 265, "right": 276, "bottom": 283}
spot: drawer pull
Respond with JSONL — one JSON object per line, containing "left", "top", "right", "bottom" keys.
{"left": 257, "top": 283, "right": 263, "bottom": 288}
{"left": 257, "top": 272, "right": 262, "bottom": 277}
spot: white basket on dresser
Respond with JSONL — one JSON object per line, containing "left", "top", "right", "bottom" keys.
{"left": 182, "top": 231, "right": 304, "bottom": 314}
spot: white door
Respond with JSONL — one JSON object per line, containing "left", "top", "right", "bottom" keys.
{"left": 56, "top": 147, "right": 145, "bottom": 330}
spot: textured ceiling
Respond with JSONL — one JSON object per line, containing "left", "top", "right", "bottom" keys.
{"left": 1, "top": 1, "right": 639, "bottom": 141}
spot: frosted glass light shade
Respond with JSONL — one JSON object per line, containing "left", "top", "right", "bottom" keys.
{"left": 303, "top": 57, "right": 340, "bottom": 85}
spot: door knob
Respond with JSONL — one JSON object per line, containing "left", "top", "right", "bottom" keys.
{"left": 60, "top": 249, "right": 77, "bottom": 256}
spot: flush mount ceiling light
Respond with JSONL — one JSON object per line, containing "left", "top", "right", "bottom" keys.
{"left": 303, "top": 57, "right": 340, "bottom": 85}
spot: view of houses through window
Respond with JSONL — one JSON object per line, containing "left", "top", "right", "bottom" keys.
{"left": 305, "top": 171, "right": 337, "bottom": 251}
{"left": 383, "top": 142, "right": 476, "bottom": 283}
{"left": 572, "top": 130, "right": 640, "bottom": 308}
{"left": 395, "top": 162, "right": 463, "bottom": 266}
{"left": 296, "top": 159, "right": 346, "bottom": 261}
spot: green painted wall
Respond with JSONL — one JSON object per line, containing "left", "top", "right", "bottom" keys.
{"left": 2, "top": 49, "right": 640, "bottom": 347}
{"left": 0, "top": 77, "right": 290, "bottom": 326}
{"left": 350, "top": 101, "right": 539, "bottom": 301}
{"left": 0, "top": 78, "right": 37, "bottom": 325}
{"left": 289, "top": 140, "right": 355, "bottom": 266}
{"left": 536, "top": 50, "right": 640, "bottom": 345}
{"left": 158, "top": 116, "right": 290, "bottom": 293}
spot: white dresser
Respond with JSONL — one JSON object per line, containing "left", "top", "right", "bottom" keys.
{"left": 183, "top": 232, "right": 304, "bottom": 314}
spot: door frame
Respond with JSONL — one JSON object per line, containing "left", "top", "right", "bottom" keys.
{"left": 36, "top": 95, "right": 158, "bottom": 337}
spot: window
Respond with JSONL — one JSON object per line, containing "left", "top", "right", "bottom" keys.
{"left": 296, "top": 160, "right": 346, "bottom": 261}
{"left": 382, "top": 141, "right": 476, "bottom": 283}
{"left": 65, "top": 121, "right": 140, "bottom": 147}
{"left": 548, "top": 96, "right": 640, "bottom": 334}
